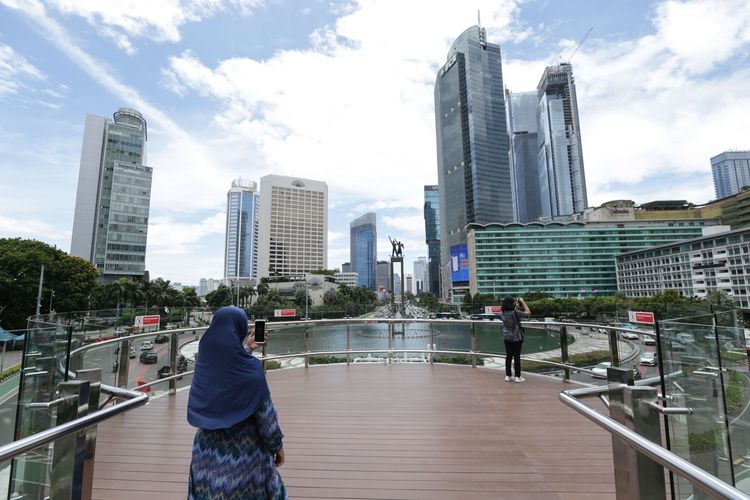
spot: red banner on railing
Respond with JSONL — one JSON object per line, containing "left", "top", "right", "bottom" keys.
{"left": 134, "top": 315, "right": 160, "bottom": 327}
{"left": 628, "top": 311, "right": 655, "bottom": 324}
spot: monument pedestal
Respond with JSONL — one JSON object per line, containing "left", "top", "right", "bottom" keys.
{"left": 390, "top": 257, "right": 405, "bottom": 316}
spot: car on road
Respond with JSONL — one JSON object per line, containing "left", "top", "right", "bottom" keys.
{"left": 621, "top": 331, "right": 640, "bottom": 340}
{"left": 140, "top": 341, "right": 154, "bottom": 351}
{"left": 129, "top": 346, "right": 136, "bottom": 359}
{"left": 591, "top": 361, "right": 612, "bottom": 379}
{"left": 140, "top": 351, "right": 158, "bottom": 364}
{"left": 154, "top": 334, "right": 170, "bottom": 344}
{"left": 642, "top": 336, "right": 657, "bottom": 346}
{"left": 640, "top": 352, "right": 658, "bottom": 366}
{"left": 157, "top": 365, "right": 173, "bottom": 378}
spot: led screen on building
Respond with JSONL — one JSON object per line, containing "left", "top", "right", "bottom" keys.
{"left": 450, "top": 244, "right": 469, "bottom": 283}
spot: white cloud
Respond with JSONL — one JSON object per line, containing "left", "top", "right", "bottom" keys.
{"left": 0, "top": 42, "right": 45, "bottom": 95}
{"left": 0, "top": 215, "right": 70, "bottom": 240}
{"left": 328, "top": 230, "right": 346, "bottom": 243}
{"left": 381, "top": 215, "right": 426, "bottom": 233}
{"left": 43, "top": 0, "right": 267, "bottom": 52}
{"left": 147, "top": 212, "right": 225, "bottom": 254}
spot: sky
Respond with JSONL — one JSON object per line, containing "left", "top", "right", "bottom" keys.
{"left": 1, "top": 0, "right": 749, "bottom": 286}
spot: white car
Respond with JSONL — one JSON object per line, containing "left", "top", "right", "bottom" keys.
{"left": 140, "top": 341, "right": 154, "bottom": 351}
{"left": 640, "top": 352, "right": 658, "bottom": 366}
{"left": 642, "top": 336, "right": 656, "bottom": 346}
{"left": 591, "top": 361, "right": 612, "bottom": 379}
{"left": 621, "top": 331, "right": 640, "bottom": 340}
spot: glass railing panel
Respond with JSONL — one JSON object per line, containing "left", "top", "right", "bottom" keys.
{"left": 307, "top": 321, "right": 347, "bottom": 357}
{"left": 660, "top": 321, "right": 734, "bottom": 497}
{"left": 391, "top": 321, "right": 430, "bottom": 363}
{"left": 430, "top": 321, "right": 472, "bottom": 365}
{"left": 716, "top": 325, "right": 750, "bottom": 493}
{"left": 266, "top": 322, "right": 305, "bottom": 367}
{"left": 347, "top": 321, "right": 388, "bottom": 363}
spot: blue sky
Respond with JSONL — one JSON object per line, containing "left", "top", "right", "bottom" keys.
{"left": 1, "top": 0, "right": 749, "bottom": 286}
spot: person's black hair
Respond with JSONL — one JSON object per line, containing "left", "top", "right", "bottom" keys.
{"left": 501, "top": 296, "right": 516, "bottom": 312}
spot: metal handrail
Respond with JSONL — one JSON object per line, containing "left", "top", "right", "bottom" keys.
{"left": 561, "top": 382, "right": 750, "bottom": 499}
{"left": 0, "top": 385, "right": 147, "bottom": 462}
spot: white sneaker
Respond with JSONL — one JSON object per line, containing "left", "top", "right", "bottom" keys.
{"left": 515, "top": 377, "right": 525, "bottom": 383}
{"left": 504, "top": 376, "right": 514, "bottom": 382}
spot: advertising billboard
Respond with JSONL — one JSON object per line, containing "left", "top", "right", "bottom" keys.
{"left": 274, "top": 309, "right": 297, "bottom": 318}
{"left": 450, "top": 244, "right": 469, "bottom": 283}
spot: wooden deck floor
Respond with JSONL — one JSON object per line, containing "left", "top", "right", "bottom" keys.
{"left": 92, "top": 365, "right": 615, "bottom": 499}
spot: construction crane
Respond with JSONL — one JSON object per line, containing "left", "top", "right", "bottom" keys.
{"left": 564, "top": 27, "right": 593, "bottom": 63}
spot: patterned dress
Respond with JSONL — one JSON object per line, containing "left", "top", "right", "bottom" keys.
{"left": 188, "top": 399, "right": 287, "bottom": 499}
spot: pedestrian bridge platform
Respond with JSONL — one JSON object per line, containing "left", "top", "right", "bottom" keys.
{"left": 92, "top": 364, "right": 614, "bottom": 499}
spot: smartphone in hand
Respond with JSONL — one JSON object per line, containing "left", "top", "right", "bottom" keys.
{"left": 254, "top": 319, "right": 266, "bottom": 344}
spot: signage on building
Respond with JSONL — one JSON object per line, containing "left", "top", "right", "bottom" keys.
{"left": 134, "top": 315, "right": 160, "bottom": 327}
{"left": 628, "top": 311, "right": 655, "bottom": 324}
{"left": 450, "top": 244, "right": 469, "bottom": 283}
{"left": 274, "top": 309, "right": 297, "bottom": 318}
{"left": 485, "top": 306, "right": 502, "bottom": 315}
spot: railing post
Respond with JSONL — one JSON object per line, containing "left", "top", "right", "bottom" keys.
{"left": 470, "top": 321, "right": 477, "bottom": 368}
{"left": 609, "top": 328, "right": 621, "bottom": 367}
{"left": 261, "top": 343, "right": 267, "bottom": 372}
{"left": 117, "top": 339, "right": 129, "bottom": 390}
{"left": 76, "top": 369, "right": 101, "bottom": 500}
{"left": 304, "top": 322, "right": 309, "bottom": 368}
{"left": 388, "top": 322, "right": 393, "bottom": 365}
{"left": 428, "top": 322, "right": 434, "bottom": 364}
{"left": 51, "top": 380, "right": 91, "bottom": 500}
{"left": 346, "top": 321, "right": 351, "bottom": 366}
{"left": 608, "top": 375, "right": 666, "bottom": 500}
{"left": 560, "top": 326, "right": 570, "bottom": 382}
{"left": 168, "top": 332, "right": 178, "bottom": 394}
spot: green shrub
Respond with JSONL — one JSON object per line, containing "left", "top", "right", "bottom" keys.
{"left": 725, "top": 369, "right": 748, "bottom": 415}
{"left": 434, "top": 354, "right": 485, "bottom": 366}
{"left": 309, "top": 356, "right": 348, "bottom": 365}
{"left": 264, "top": 360, "right": 281, "bottom": 370}
{"left": 0, "top": 363, "right": 21, "bottom": 381}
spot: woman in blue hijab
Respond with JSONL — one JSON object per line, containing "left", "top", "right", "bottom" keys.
{"left": 187, "top": 306, "right": 286, "bottom": 499}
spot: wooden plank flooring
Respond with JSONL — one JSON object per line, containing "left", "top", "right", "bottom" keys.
{"left": 92, "top": 365, "right": 615, "bottom": 499}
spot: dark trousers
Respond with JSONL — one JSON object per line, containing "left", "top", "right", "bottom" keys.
{"left": 504, "top": 340, "right": 523, "bottom": 377}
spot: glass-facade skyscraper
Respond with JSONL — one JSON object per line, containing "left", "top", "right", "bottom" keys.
{"left": 711, "top": 151, "right": 750, "bottom": 199}
{"left": 224, "top": 178, "right": 259, "bottom": 281}
{"left": 507, "top": 90, "right": 543, "bottom": 223}
{"left": 350, "top": 213, "right": 377, "bottom": 289}
{"left": 423, "top": 185, "right": 441, "bottom": 295}
{"left": 71, "top": 108, "right": 152, "bottom": 282}
{"left": 435, "top": 25, "right": 512, "bottom": 298}
{"left": 537, "top": 63, "right": 587, "bottom": 218}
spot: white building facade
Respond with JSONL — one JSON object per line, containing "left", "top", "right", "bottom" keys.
{"left": 333, "top": 272, "right": 359, "bottom": 287}
{"left": 257, "top": 175, "right": 328, "bottom": 278}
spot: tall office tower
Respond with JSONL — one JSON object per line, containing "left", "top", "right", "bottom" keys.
{"left": 537, "top": 63, "right": 588, "bottom": 218}
{"left": 376, "top": 260, "right": 390, "bottom": 292}
{"left": 435, "top": 26, "right": 512, "bottom": 298}
{"left": 712, "top": 151, "right": 750, "bottom": 199}
{"left": 224, "top": 178, "right": 259, "bottom": 281}
{"left": 507, "top": 91, "right": 543, "bottom": 223}
{"left": 423, "top": 186, "right": 441, "bottom": 295}
{"left": 413, "top": 257, "right": 427, "bottom": 295}
{"left": 71, "top": 108, "right": 152, "bottom": 282}
{"left": 341, "top": 262, "right": 351, "bottom": 273}
{"left": 350, "top": 213, "right": 377, "bottom": 289}
{"left": 198, "top": 278, "right": 208, "bottom": 296}
{"left": 257, "top": 175, "right": 328, "bottom": 278}
{"left": 405, "top": 274, "right": 414, "bottom": 295}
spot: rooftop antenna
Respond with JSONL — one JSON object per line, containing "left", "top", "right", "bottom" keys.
{"left": 564, "top": 27, "right": 593, "bottom": 63}
{"left": 477, "top": 9, "right": 481, "bottom": 29}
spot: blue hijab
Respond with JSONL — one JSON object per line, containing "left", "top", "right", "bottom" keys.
{"left": 187, "top": 306, "right": 271, "bottom": 430}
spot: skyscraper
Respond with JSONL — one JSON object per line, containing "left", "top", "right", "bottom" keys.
{"left": 224, "top": 178, "right": 259, "bottom": 281}
{"left": 507, "top": 90, "right": 543, "bottom": 223}
{"left": 537, "top": 63, "right": 587, "bottom": 218}
{"left": 423, "top": 186, "right": 441, "bottom": 295}
{"left": 257, "top": 175, "right": 328, "bottom": 278}
{"left": 413, "top": 256, "right": 427, "bottom": 295}
{"left": 435, "top": 25, "right": 512, "bottom": 299}
{"left": 712, "top": 151, "right": 750, "bottom": 199}
{"left": 71, "top": 108, "right": 152, "bottom": 282}
{"left": 376, "top": 260, "right": 390, "bottom": 292}
{"left": 350, "top": 213, "right": 377, "bottom": 289}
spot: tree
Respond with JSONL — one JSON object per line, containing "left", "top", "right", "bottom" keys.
{"left": 0, "top": 238, "right": 99, "bottom": 329}
{"left": 256, "top": 282, "right": 270, "bottom": 298}
{"left": 206, "top": 285, "right": 234, "bottom": 308}
{"left": 311, "top": 269, "right": 337, "bottom": 276}
{"left": 706, "top": 290, "right": 734, "bottom": 308}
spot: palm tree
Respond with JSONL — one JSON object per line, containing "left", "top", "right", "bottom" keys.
{"left": 256, "top": 282, "right": 270, "bottom": 298}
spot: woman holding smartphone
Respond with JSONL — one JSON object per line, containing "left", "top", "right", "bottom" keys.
{"left": 500, "top": 296, "right": 530, "bottom": 383}
{"left": 187, "top": 306, "right": 287, "bottom": 499}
